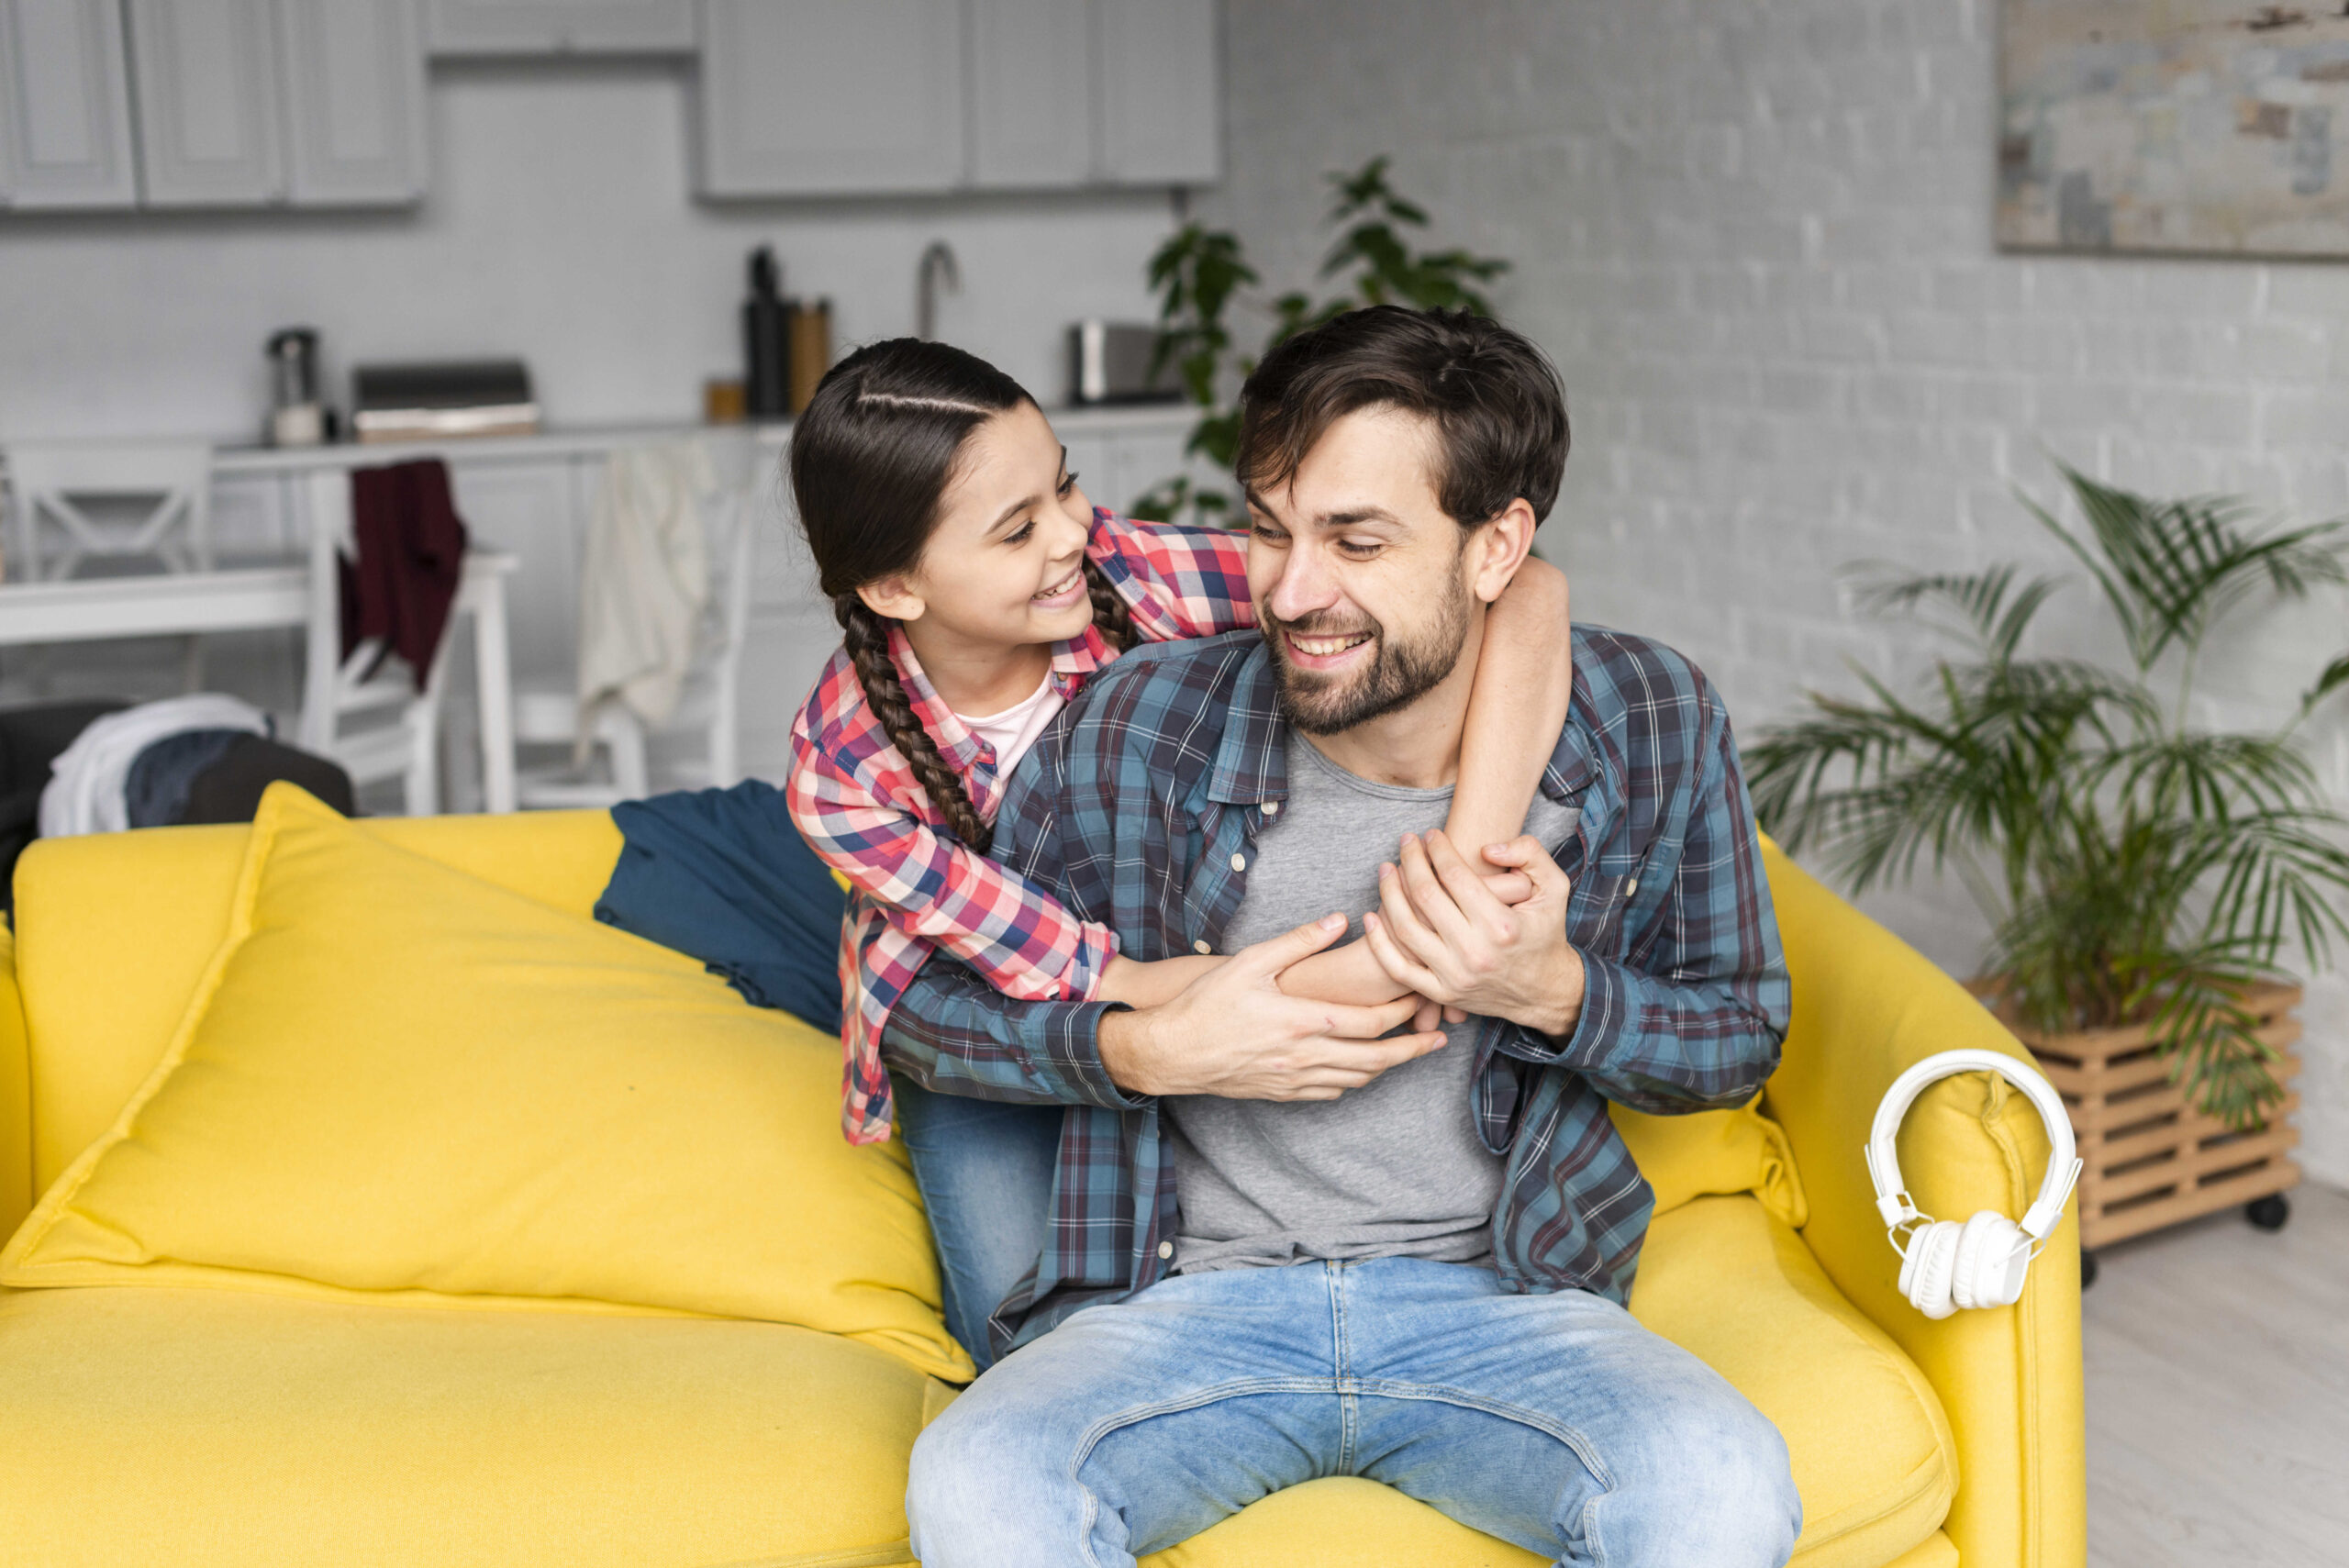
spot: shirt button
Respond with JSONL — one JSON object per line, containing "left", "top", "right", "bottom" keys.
{"left": 1230, "top": 851, "right": 1247, "bottom": 872}
{"left": 1262, "top": 800, "right": 1280, "bottom": 816}
{"left": 1192, "top": 939, "right": 1211, "bottom": 955}
{"left": 1157, "top": 1241, "right": 1174, "bottom": 1260}
{"left": 1625, "top": 877, "right": 1639, "bottom": 895}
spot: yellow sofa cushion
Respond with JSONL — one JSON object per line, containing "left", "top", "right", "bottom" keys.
{"left": 15, "top": 808, "right": 626, "bottom": 1195}
{"left": 1611, "top": 1092, "right": 1809, "bottom": 1227}
{"left": 1631, "top": 1195, "right": 1956, "bottom": 1567}
{"left": 1139, "top": 1196, "right": 1954, "bottom": 1568}
{"left": 0, "top": 785, "right": 971, "bottom": 1382}
{"left": 0, "top": 924, "right": 30, "bottom": 1242}
{"left": 0, "top": 1284, "right": 941, "bottom": 1568}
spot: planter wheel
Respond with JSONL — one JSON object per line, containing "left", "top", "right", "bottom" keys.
{"left": 2245, "top": 1194, "right": 2291, "bottom": 1232}
{"left": 2080, "top": 1250, "right": 2099, "bottom": 1290}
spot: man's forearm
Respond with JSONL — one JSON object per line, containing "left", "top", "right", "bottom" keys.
{"left": 1095, "top": 1007, "right": 1162, "bottom": 1096}
{"left": 1527, "top": 942, "right": 1589, "bottom": 1041}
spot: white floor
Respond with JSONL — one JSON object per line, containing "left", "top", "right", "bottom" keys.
{"left": 2084, "top": 1181, "right": 2349, "bottom": 1567}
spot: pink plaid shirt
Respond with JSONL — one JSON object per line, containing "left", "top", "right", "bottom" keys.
{"left": 787, "top": 509, "right": 1255, "bottom": 1143}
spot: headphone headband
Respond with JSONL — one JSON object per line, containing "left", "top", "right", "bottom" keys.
{"left": 1865, "top": 1050, "right": 2082, "bottom": 1241}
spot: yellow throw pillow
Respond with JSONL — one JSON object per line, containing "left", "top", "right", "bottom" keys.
{"left": 1610, "top": 1095, "right": 1809, "bottom": 1229}
{"left": 1, "top": 784, "right": 973, "bottom": 1383}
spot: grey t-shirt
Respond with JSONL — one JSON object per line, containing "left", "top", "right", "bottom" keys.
{"left": 1165, "top": 729, "right": 1581, "bottom": 1273}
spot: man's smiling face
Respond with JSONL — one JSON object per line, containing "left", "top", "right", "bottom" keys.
{"left": 1245, "top": 405, "right": 1478, "bottom": 736}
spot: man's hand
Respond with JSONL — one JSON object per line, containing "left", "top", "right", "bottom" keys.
{"left": 1363, "top": 830, "right": 1586, "bottom": 1039}
{"left": 1098, "top": 913, "right": 1447, "bottom": 1101}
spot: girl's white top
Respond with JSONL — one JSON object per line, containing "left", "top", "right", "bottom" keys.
{"left": 955, "top": 675, "right": 1065, "bottom": 782}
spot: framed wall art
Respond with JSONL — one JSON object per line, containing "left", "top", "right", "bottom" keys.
{"left": 2000, "top": 2, "right": 2349, "bottom": 256}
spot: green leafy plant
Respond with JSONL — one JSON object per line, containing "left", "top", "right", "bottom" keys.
{"left": 1132, "top": 157, "right": 1511, "bottom": 524}
{"left": 1746, "top": 464, "right": 2349, "bottom": 1129}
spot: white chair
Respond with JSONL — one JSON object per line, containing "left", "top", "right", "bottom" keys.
{"left": 513, "top": 484, "right": 754, "bottom": 808}
{"left": 3, "top": 440, "right": 217, "bottom": 689}
{"left": 3, "top": 441, "right": 214, "bottom": 581}
{"left": 295, "top": 470, "right": 518, "bottom": 817}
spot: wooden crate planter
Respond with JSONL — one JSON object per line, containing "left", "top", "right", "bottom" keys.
{"left": 1998, "top": 981, "right": 2302, "bottom": 1251}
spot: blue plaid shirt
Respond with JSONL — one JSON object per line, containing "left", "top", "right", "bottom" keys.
{"left": 882, "top": 625, "right": 1791, "bottom": 1358}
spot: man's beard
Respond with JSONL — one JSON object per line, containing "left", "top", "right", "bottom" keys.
{"left": 1263, "top": 580, "right": 1472, "bottom": 737}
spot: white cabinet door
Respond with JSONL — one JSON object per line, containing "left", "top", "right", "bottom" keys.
{"left": 275, "top": 0, "right": 427, "bottom": 206}
{"left": 127, "top": 0, "right": 286, "bottom": 206}
{"left": 1097, "top": 0, "right": 1217, "bottom": 185}
{"left": 697, "top": 0, "right": 966, "bottom": 197}
{"left": 423, "top": 0, "right": 692, "bottom": 55}
{"left": 0, "top": 0, "right": 138, "bottom": 208}
{"left": 969, "top": 0, "right": 1093, "bottom": 189}
{"left": 0, "top": 11, "right": 14, "bottom": 204}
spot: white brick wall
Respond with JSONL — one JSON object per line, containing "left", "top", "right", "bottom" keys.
{"left": 1208, "top": 0, "right": 2349, "bottom": 1189}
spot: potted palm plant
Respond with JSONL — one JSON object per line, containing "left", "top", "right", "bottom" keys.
{"left": 1747, "top": 465, "right": 2349, "bottom": 1280}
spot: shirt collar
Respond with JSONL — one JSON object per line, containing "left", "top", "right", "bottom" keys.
{"left": 884, "top": 622, "right": 981, "bottom": 773}
{"left": 885, "top": 619, "right": 1108, "bottom": 774}
{"left": 1204, "top": 642, "right": 1291, "bottom": 807}
{"left": 1543, "top": 651, "right": 1599, "bottom": 802}
{"left": 1053, "top": 628, "right": 1109, "bottom": 687}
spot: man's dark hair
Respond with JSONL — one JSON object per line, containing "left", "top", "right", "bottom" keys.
{"left": 1234, "top": 305, "right": 1570, "bottom": 527}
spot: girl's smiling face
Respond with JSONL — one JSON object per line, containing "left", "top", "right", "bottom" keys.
{"left": 855, "top": 401, "right": 1098, "bottom": 655}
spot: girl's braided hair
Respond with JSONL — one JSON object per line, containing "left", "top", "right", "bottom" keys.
{"left": 793, "top": 338, "right": 1132, "bottom": 854}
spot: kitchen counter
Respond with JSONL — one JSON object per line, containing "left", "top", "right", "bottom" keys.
{"left": 199, "top": 403, "right": 1194, "bottom": 475}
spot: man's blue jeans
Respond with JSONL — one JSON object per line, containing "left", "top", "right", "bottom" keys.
{"left": 907, "top": 1257, "right": 1801, "bottom": 1568}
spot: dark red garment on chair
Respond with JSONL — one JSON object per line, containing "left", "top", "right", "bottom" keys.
{"left": 340, "top": 460, "right": 469, "bottom": 690}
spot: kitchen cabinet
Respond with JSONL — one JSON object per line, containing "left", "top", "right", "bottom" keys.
{"left": 0, "top": 0, "right": 139, "bottom": 208}
{"left": 126, "top": 0, "right": 286, "bottom": 206}
{"left": 130, "top": 0, "right": 425, "bottom": 209}
{"left": 423, "top": 0, "right": 693, "bottom": 56}
{"left": 697, "top": 0, "right": 1219, "bottom": 199}
{"left": 275, "top": 0, "right": 428, "bottom": 205}
{"left": 0, "top": 17, "right": 15, "bottom": 203}
{"left": 697, "top": 0, "right": 966, "bottom": 197}
{"left": 1097, "top": 0, "right": 1218, "bottom": 185}
{"left": 969, "top": 0, "right": 1094, "bottom": 189}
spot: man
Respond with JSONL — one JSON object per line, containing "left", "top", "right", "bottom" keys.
{"left": 884, "top": 306, "right": 1801, "bottom": 1566}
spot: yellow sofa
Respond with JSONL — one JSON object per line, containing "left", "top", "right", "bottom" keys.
{"left": 0, "top": 809, "right": 2083, "bottom": 1567}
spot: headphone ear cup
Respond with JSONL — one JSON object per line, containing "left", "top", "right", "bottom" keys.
{"left": 1900, "top": 1220, "right": 1962, "bottom": 1319}
{"left": 1951, "top": 1209, "right": 2031, "bottom": 1310}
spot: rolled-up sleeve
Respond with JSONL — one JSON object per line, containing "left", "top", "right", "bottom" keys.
{"left": 882, "top": 963, "right": 1144, "bottom": 1109}
{"left": 1497, "top": 709, "right": 1791, "bottom": 1115}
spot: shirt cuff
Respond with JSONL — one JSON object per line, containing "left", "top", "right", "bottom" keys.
{"left": 1069, "top": 921, "right": 1121, "bottom": 1004}
{"left": 1498, "top": 945, "right": 1624, "bottom": 1067}
{"left": 1040, "top": 999, "right": 1151, "bottom": 1111}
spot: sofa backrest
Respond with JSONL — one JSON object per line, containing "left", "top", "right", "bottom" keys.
{"left": 15, "top": 810, "right": 623, "bottom": 1194}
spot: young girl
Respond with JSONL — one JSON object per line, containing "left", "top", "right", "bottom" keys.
{"left": 785, "top": 338, "right": 1570, "bottom": 1362}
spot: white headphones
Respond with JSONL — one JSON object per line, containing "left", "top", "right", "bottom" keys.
{"left": 1865, "top": 1050, "right": 2084, "bottom": 1319}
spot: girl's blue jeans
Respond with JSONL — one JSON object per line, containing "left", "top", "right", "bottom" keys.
{"left": 888, "top": 1074, "right": 1061, "bottom": 1371}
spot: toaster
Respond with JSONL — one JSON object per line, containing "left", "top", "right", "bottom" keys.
{"left": 1066, "top": 321, "right": 1184, "bottom": 406}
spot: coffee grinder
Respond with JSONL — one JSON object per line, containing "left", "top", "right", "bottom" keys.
{"left": 266, "top": 327, "right": 326, "bottom": 447}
